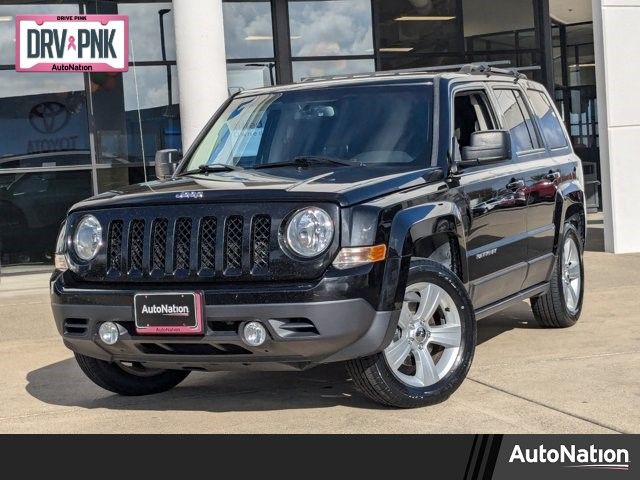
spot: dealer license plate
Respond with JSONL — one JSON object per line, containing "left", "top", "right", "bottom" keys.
{"left": 134, "top": 292, "right": 204, "bottom": 335}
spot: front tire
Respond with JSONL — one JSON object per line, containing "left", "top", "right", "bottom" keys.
{"left": 346, "top": 260, "right": 476, "bottom": 408}
{"left": 75, "top": 353, "right": 190, "bottom": 396}
{"left": 531, "top": 222, "right": 584, "bottom": 328}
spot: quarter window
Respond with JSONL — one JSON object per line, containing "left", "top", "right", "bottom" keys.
{"left": 493, "top": 89, "right": 539, "bottom": 152}
{"left": 527, "top": 89, "right": 568, "bottom": 149}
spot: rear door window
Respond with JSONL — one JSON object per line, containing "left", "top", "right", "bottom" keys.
{"left": 493, "top": 89, "right": 540, "bottom": 153}
{"left": 526, "top": 89, "right": 569, "bottom": 149}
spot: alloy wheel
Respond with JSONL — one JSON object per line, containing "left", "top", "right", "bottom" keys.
{"left": 384, "top": 282, "right": 462, "bottom": 388}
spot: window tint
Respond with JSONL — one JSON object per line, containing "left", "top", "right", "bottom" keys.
{"left": 493, "top": 89, "right": 539, "bottom": 152}
{"left": 527, "top": 89, "right": 568, "bottom": 149}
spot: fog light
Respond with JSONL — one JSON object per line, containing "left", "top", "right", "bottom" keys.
{"left": 99, "top": 321, "right": 120, "bottom": 345}
{"left": 242, "top": 321, "right": 267, "bottom": 347}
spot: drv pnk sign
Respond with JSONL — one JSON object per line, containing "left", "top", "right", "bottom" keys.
{"left": 16, "top": 15, "right": 128, "bottom": 72}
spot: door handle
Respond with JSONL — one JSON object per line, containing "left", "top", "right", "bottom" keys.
{"left": 506, "top": 180, "right": 525, "bottom": 190}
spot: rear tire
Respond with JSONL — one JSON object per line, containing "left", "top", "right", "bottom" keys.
{"left": 346, "top": 260, "right": 476, "bottom": 408}
{"left": 531, "top": 222, "right": 584, "bottom": 328}
{"left": 75, "top": 353, "right": 190, "bottom": 396}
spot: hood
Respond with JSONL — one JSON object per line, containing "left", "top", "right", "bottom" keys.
{"left": 70, "top": 165, "right": 444, "bottom": 212}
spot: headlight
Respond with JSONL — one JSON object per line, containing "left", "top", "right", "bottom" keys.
{"left": 284, "top": 207, "right": 334, "bottom": 258}
{"left": 73, "top": 215, "right": 102, "bottom": 261}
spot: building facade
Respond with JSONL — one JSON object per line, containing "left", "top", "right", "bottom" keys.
{"left": 0, "top": 0, "right": 633, "bottom": 271}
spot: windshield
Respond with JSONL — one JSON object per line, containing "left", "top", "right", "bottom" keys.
{"left": 183, "top": 83, "right": 433, "bottom": 172}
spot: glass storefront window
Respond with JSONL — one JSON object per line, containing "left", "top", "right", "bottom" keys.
{"left": 223, "top": 1, "right": 274, "bottom": 59}
{"left": 118, "top": 2, "right": 176, "bottom": 62}
{"left": 292, "top": 58, "right": 374, "bottom": 82}
{"left": 0, "top": 71, "right": 90, "bottom": 169}
{"left": 288, "top": 0, "right": 373, "bottom": 56}
{"left": 227, "top": 63, "right": 276, "bottom": 92}
{"left": 0, "top": 170, "right": 92, "bottom": 265}
{"left": 0, "top": 4, "right": 79, "bottom": 65}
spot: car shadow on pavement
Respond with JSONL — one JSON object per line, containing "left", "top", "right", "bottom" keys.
{"left": 25, "top": 302, "right": 538, "bottom": 412}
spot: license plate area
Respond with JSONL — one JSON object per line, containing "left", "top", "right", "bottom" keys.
{"left": 134, "top": 292, "right": 204, "bottom": 335}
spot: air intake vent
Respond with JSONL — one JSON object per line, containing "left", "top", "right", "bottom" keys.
{"left": 251, "top": 215, "right": 271, "bottom": 273}
{"left": 108, "top": 220, "right": 123, "bottom": 272}
{"left": 128, "top": 219, "right": 145, "bottom": 272}
{"left": 199, "top": 216, "right": 217, "bottom": 271}
{"left": 174, "top": 217, "right": 192, "bottom": 271}
{"left": 63, "top": 318, "right": 88, "bottom": 336}
{"left": 224, "top": 215, "right": 243, "bottom": 274}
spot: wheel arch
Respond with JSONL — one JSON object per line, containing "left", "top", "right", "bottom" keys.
{"left": 378, "top": 202, "right": 468, "bottom": 311}
{"left": 553, "top": 180, "right": 586, "bottom": 252}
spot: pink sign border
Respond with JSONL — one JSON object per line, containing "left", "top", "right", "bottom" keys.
{"left": 15, "top": 14, "right": 129, "bottom": 72}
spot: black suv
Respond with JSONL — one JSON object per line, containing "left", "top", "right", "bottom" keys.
{"left": 51, "top": 65, "right": 586, "bottom": 408}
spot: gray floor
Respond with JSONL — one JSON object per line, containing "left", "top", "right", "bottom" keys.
{"left": 0, "top": 226, "right": 638, "bottom": 433}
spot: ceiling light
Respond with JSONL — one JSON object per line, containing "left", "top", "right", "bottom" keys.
{"left": 569, "top": 63, "right": 595, "bottom": 68}
{"left": 379, "top": 47, "right": 414, "bottom": 52}
{"left": 0, "top": 16, "right": 13, "bottom": 22}
{"left": 395, "top": 16, "right": 455, "bottom": 21}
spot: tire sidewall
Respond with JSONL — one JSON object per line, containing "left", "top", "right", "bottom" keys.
{"left": 373, "top": 260, "right": 476, "bottom": 404}
{"left": 556, "top": 223, "right": 585, "bottom": 322}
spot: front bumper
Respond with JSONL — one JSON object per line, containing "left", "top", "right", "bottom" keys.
{"left": 50, "top": 270, "right": 399, "bottom": 371}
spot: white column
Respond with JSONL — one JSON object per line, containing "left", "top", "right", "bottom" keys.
{"left": 593, "top": 0, "right": 640, "bottom": 253}
{"left": 173, "top": 0, "right": 228, "bottom": 150}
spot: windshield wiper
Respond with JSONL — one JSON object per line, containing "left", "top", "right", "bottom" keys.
{"left": 252, "top": 155, "right": 362, "bottom": 170}
{"left": 178, "top": 164, "right": 243, "bottom": 177}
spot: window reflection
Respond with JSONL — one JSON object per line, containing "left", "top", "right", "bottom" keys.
{"left": 0, "top": 4, "right": 79, "bottom": 65}
{"left": 0, "top": 71, "right": 90, "bottom": 168}
{"left": 227, "top": 63, "right": 276, "bottom": 92}
{"left": 118, "top": 2, "right": 176, "bottom": 62}
{"left": 223, "top": 1, "right": 274, "bottom": 59}
{"left": 0, "top": 170, "right": 92, "bottom": 265}
{"left": 288, "top": 0, "right": 373, "bottom": 56}
{"left": 292, "top": 59, "right": 375, "bottom": 82}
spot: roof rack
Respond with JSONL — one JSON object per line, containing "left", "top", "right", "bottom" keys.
{"left": 299, "top": 60, "right": 511, "bottom": 83}
{"left": 299, "top": 60, "right": 541, "bottom": 84}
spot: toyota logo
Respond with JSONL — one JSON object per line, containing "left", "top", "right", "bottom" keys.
{"left": 29, "top": 101, "right": 70, "bottom": 134}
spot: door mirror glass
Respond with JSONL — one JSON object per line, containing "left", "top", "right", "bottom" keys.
{"left": 460, "top": 130, "right": 511, "bottom": 167}
{"left": 154, "top": 149, "right": 181, "bottom": 180}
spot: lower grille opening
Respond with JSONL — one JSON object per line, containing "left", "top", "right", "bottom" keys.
{"left": 135, "top": 343, "right": 251, "bottom": 355}
{"left": 269, "top": 318, "right": 319, "bottom": 338}
{"left": 63, "top": 318, "right": 89, "bottom": 336}
{"left": 207, "top": 320, "right": 241, "bottom": 335}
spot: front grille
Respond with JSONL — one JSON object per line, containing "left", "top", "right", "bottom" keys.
{"left": 151, "top": 219, "right": 168, "bottom": 272}
{"left": 224, "top": 215, "right": 243, "bottom": 274}
{"left": 105, "top": 212, "right": 274, "bottom": 280}
{"left": 128, "top": 219, "right": 145, "bottom": 272}
{"left": 108, "top": 220, "right": 124, "bottom": 272}
{"left": 174, "top": 217, "right": 192, "bottom": 271}
{"left": 251, "top": 215, "right": 271, "bottom": 272}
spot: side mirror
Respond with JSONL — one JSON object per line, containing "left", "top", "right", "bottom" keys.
{"left": 459, "top": 130, "right": 511, "bottom": 167}
{"left": 154, "top": 149, "right": 181, "bottom": 180}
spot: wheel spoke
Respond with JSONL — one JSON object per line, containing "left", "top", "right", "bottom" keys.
{"left": 567, "top": 261, "right": 580, "bottom": 280}
{"left": 386, "top": 339, "right": 412, "bottom": 370}
{"left": 567, "top": 283, "right": 578, "bottom": 306}
{"left": 398, "top": 305, "right": 412, "bottom": 329}
{"left": 415, "top": 284, "right": 441, "bottom": 322}
{"left": 414, "top": 348, "right": 439, "bottom": 386}
{"left": 428, "top": 324, "right": 462, "bottom": 348}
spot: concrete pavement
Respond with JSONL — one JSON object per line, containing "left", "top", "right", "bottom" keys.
{"left": 0, "top": 247, "right": 638, "bottom": 433}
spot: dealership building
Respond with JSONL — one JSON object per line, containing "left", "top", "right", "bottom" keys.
{"left": 0, "top": 0, "right": 637, "bottom": 271}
